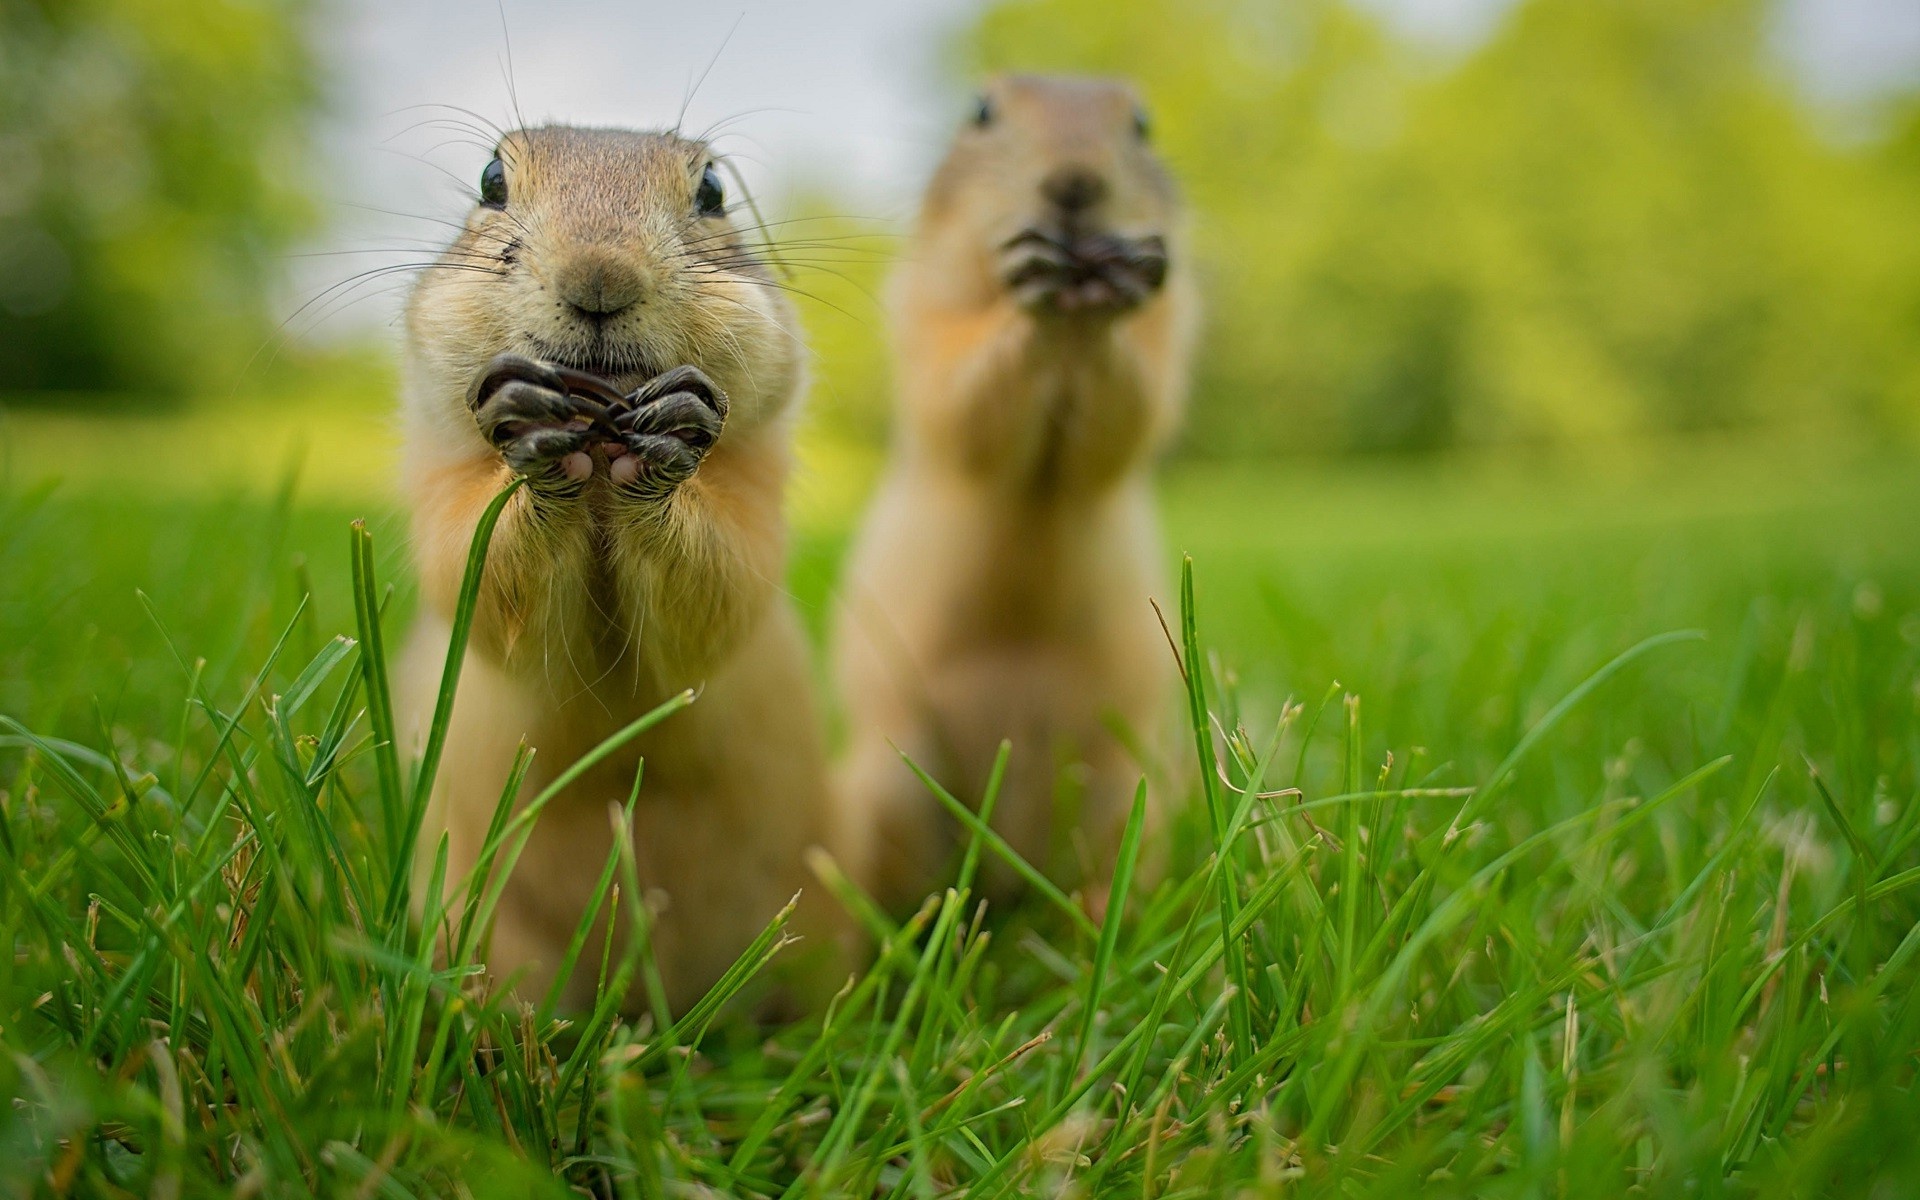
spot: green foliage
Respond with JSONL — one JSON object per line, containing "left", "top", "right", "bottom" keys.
{"left": 3, "top": 446, "right": 1918, "bottom": 1195}
{"left": 963, "top": 0, "right": 1920, "bottom": 454}
{"left": 0, "top": 0, "right": 319, "bottom": 396}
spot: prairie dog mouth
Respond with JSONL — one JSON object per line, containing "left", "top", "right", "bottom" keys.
{"left": 522, "top": 336, "right": 665, "bottom": 388}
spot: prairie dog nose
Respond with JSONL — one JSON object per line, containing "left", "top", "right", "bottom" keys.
{"left": 1041, "top": 166, "right": 1108, "bottom": 213}
{"left": 553, "top": 252, "right": 647, "bottom": 316}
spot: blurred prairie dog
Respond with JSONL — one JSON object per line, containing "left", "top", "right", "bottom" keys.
{"left": 836, "top": 75, "right": 1199, "bottom": 912}
{"left": 396, "top": 125, "right": 842, "bottom": 1014}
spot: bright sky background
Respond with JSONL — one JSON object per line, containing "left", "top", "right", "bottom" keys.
{"left": 295, "top": 0, "right": 1920, "bottom": 338}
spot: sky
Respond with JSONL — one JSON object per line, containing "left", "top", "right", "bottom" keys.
{"left": 295, "top": 0, "right": 1920, "bottom": 338}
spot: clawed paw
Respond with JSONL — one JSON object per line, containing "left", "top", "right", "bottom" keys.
{"left": 472, "top": 355, "right": 597, "bottom": 487}
{"left": 999, "top": 230, "right": 1169, "bottom": 314}
{"left": 609, "top": 364, "right": 728, "bottom": 497}
{"left": 468, "top": 355, "right": 727, "bottom": 498}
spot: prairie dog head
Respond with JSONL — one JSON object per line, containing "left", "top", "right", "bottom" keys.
{"left": 402, "top": 126, "right": 801, "bottom": 456}
{"left": 914, "top": 74, "right": 1182, "bottom": 313}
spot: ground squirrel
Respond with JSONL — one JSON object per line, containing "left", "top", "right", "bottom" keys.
{"left": 835, "top": 75, "right": 1199, "bottom": 913}
{"left": 396, "top": 125, "right": 842, "bottom": 1013}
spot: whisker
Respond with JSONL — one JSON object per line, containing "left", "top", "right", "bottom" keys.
{"left": 371, "top": 146, "right": 531, "bottom": 235}
{"left": 284, "top": 248, "right": 506, "bottom": 270}
{"left": 687, "top": 250, "right": 892, "bottom": 277}
{"left": 335, "top": 202, "right": 475, "bottom": 235}
{"left": 684, "top": 247, "right": 894, "bottom": 268}
{"left": 675, "top": 14, "right": 744, "bottom": 137}
{"left": 681, "top": 231, "right": 898, "bottom": 256}
{"left": 384, "top": 116, "right": 508, "bottom": 153}
{"left": 417, "top": 135, "right": 502, "bottom": 162}
{"left": 284, "top": 262, "right": 499, "bottom": 329}
{"left": 384, "top": 102, "right": 509, "bottom": 145}
{"left": 700, "top": 269, "right": 873, "bottom": 326}
{"left": 698, "top": 289, "right": 821, "bottom": 363}
{"left": 496, "top": 1, "right": 528, "bottom": 138}
{"left": 243, "top": 261, "right": 488, "bottom": 381}
{"left": 690, "top": 107, "right": 801, "bottom": 144}
{"left": 688, "top": 215, "right": 894, "bottom": 237}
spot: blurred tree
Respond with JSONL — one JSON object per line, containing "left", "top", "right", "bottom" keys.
{"left": 0, "top": 0, "right": 319, "bottom": 397}
{"left": 1873, "top": 96, "right": 1920, "bottom": 441}
{"left": 962, "top": 0, "right": 1920, "bottom": 454}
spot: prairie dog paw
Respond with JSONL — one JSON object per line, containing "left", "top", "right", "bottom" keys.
{"left": 609, "top": 365, "right": 728, "bottom": 497}
{"left": 1000, "top": 230, "right": 1169, "bottom": 314}
{"left": 473, "top": 354, "right": 595, "bottom": 486}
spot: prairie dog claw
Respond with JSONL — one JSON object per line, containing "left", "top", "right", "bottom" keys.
{"left": 468, "top": 356, "right": 728, "bottom": 497}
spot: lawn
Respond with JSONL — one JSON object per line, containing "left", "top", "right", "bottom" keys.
{"left": 2, "top": 415, "right": 1918, "bottom": 1197}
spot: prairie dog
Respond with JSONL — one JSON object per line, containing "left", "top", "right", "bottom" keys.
{"left": 835, "top": 76, "right": 1199, "bottom": 912}
{"left": 397, "top": 125, "right": 840, "bottom": 1013}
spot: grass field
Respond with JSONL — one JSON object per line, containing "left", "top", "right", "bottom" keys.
{"left": 2, "top": 418, "right": 1918, "bottom": 1196}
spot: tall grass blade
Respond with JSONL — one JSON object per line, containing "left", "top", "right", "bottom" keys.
{"left": 395, "top": 477, "right": 524, "bottom": 921}
{"left": 349, "top": 519, "right": 404, "bottom": 855}
{"left": 1176, "top": 554, "right": 1254, "bottom": 1061}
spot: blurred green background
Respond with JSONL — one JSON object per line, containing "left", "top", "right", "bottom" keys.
{"left": 812, "top": 0, "right": 1920, "bottom": 458}
{"left": 0, "top": 0, "right": 319, "bottom": 398}
{"left": 5, "top": 0, "right": 1918, "bottom": 726}
{"left": 3, "top": 0, "right": 1918, "bottom": 472}
{"left": 1011, "top": 0, "right": 1920, "bottom": 454}
{"left": 1, "top": 0, "right": 1918, "bottom": 722}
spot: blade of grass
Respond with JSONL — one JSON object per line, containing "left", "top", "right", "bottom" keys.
{"left": 1176, "top": 555, "right": 1254, "bottom": 1063}
{"left": 901, "top": 752, "right": 1097, "bottom": 941}
{"left": 349, "top": 519, "right": 404, "bottom": 857}
{"left": 390, "top": 478, "right": 524, "bottom": 925}
{"left": 1069, "top": 779, "right": 1146, "bottom": 1084}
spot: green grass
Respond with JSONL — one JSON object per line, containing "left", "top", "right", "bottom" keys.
{"left": 3, "top": 437, "right": 1919, "bottom": 1197}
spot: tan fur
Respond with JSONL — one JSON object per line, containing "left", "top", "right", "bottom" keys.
{"left": 835, "top": 76, "right": 1200, "bottom": 912}
{"left": 397, "top": 126, "right": 845, "bottom": 1014}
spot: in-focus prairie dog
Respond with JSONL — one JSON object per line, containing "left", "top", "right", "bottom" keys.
{"left": 397, "top": 125, "right": 841, "bottom": 1013}
{"left": 835, "top": 75, "right": 1198, "bottom": 912}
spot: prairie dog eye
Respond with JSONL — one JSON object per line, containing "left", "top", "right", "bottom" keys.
{"left": 1132, "top": 106, "right": 1151, "bottom": 141}
{"left": 479, "top": 157, "right": 507, "bottom": 207}
{"left": 972, "top": 96, "right": 993, "bottom": 128}
{"left": 695, "top": 164, "right": 725, "bottom": 216}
